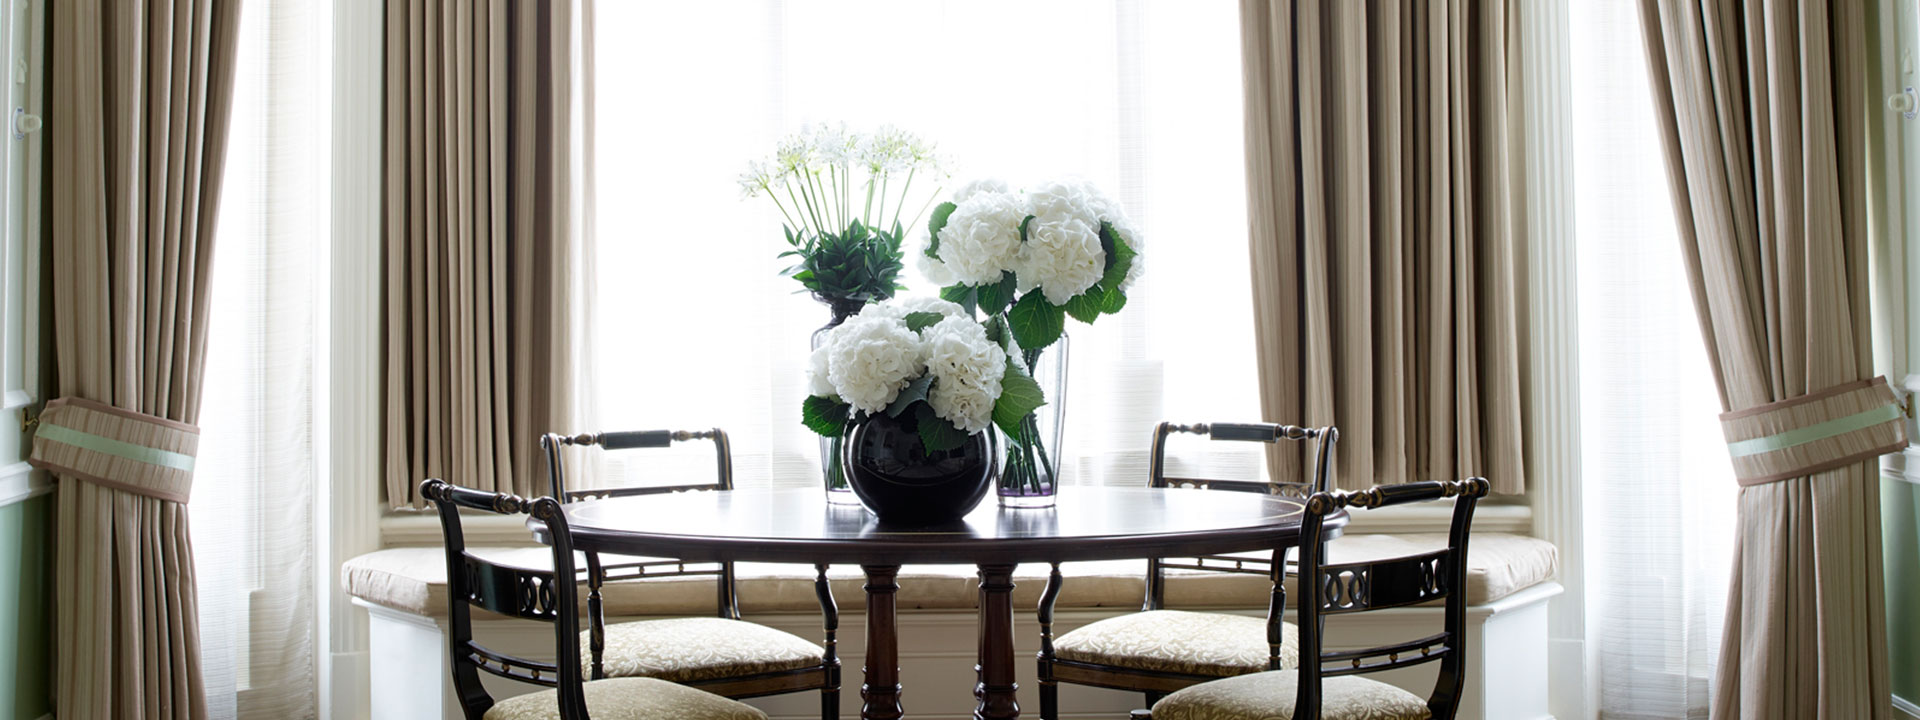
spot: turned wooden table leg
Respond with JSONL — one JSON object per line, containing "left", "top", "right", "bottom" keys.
{"left": 861, "top": 565, "right": 904, "bottom": 720}
{"left": 976, "top": 563, "right": 1020, "bottom": 720}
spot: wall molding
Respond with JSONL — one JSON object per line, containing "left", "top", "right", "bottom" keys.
{"left": 1895, "top": 694, "right": 1919, "bottom": 720}
{"left": 0, "top": 461, "right": 46, "bottom": 507}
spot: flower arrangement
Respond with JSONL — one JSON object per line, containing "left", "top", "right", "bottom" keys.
{"left": 801, "top": 297, "right": 1046, "bottom": 454}
{"left": 741, "top": 124, "right": 948, "bottom": 303}
{"left": 916, "top": 178, "right": 1144, "bottom": 499}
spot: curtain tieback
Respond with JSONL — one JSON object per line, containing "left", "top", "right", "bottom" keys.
{"left": 27, "top": 396, "right": 200, "bottom": 503}
{"left": 1718, "top": 376, "right": 1910, "bottom": 486}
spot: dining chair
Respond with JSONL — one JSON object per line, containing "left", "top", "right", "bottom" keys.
{"left": 419, "top": 478, "right": 767, "bottom": 720}
{"left": 1143, "top": 476, "right": 1490, "bottom": 720}
{"left": 1035, "top": 421, "right": 1338, "bottom": 720}
{"left": 541, "top": 430, "right": 841, "bottom": 719}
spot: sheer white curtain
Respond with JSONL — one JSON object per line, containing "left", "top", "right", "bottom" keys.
{"left": 194, "top": 1, "right": 327, "bottom": 717}
{"left": 587, "top": 0, "right": 1265, "bottom": 489}
{"left": 1571, "top": 1, "right": 1738, "bottom": 717}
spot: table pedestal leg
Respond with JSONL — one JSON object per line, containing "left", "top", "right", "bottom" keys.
{"left": 975, "top": 563, "right": 1020, "bottom": 720}
{"left": 861, "top": 565, "right": 904, "bottom": 720}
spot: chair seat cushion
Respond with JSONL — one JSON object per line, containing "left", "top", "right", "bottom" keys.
{"left": 480, "top": 676, "right": 767, "bottom": 720}
{"left": 1052, "top": 610, "right": 1297, "bottom": 676}
{"left": 588, "top": 617, "right": 824, "bottom": 682}
{"left": 1152, "top": 671, "right": 1431, "bottom": 720}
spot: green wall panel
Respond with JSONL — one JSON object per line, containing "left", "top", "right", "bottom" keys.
{"left": 1887, "top": 477, "right": 1920, "bottom": 704}
{"left": 0, "top": 494, "right": 52, "bottom": 720}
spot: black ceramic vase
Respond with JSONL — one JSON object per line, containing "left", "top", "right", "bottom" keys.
{"left": 842, "top": 411, "right": 997, "bottom": 527}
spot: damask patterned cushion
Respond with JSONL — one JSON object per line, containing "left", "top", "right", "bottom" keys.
{"left": 481, "top": 676, "right": 767, "bottom": 720}
{"left": 586, "top": 617, "right": 824, "bottom": 682}
{"left": 1052, "top": 610, "right": 1297, "bottom": 676}
{"left": 1152, "top": 671, "right": 1431, "bottom": 720}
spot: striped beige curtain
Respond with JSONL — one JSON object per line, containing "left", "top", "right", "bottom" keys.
{"left": 46, "top": 0, "right": 244, "bottom": 717}
{"left": 1639, "top": 1, "right": 1890, "bottom": 717}
{"left": 1237, "top": 0, "right": 1526, "bottom": 493}
{"left": 382, "top": 0, "right": 576, "bottom": 507}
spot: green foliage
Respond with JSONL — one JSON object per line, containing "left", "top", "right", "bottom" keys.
{"left": 914, "top": 403, "right": 973, "bottom": 453}
{"left": 902, "top": 311, "right": 945, "bottom": 332}
{"left": 886, "top": 374, "right": 935, "bottom": 417}
{"left": 976, "top": 272, "right": 1017, "bottom": 317}
{"left": 801, "top": 395, "right": 851, "bottom": 437}
{"left": 926, "top": 202, "right": 958, "bottom": 258}
{"left": 1008, "top": 291, "right": 1066, "bottom": 351}
{"left": 991, "top": 358, "right": 1047, "bottom": 438}
{"left": 940, "top": 283, "right": 979, "bottom": 316}
{"left": 782, "top": 219, "right": 906, "bottom": 303}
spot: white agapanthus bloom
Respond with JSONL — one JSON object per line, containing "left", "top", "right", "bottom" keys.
{"left": 1014, "top": 213, "right": 1105, "bottom": 306}
{"left": 824, "top": 312, "right": 926, "bottom": 413}
{"left": 805, "top": 344, "right": 836, "bottom": 398}
{"left": 929, "top": 190, "right": 1027, "bottom": 285}
{"left": 920, "top": 316, "right": 1007, "bottom": 433}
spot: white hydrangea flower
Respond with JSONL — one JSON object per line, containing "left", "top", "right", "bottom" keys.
{"left": 1074, "top": 182, "right": 1145, "bottom": 290}
{"left": 897, "top": 295, "right": 969, "bottom": 319}
{"left": 915, "top": 246, "right": 957, "bottom": 287}
{"left": 933, "top": 191, "right": 1027, "bottom": 285}
{"left": 1026, "top": 179, "right": 1100, "bottom": 227}
{"left": 824, "top": 312, "right": 926, "bottom": 413}
{"left": 805, "top": 343, "right": 836, "bottom": 398}
{"left": 920, "top": 317, "right": 1007, "bottom": 434}
{"left": 1013, "top": 213, "right": 1105, "bottom": 306}
{"left": 952, "top": 178, "right": 1011, "bottom": 203}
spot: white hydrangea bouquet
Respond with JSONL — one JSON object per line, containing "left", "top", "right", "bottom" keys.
{"left": 916, "top": 178, "right": 1144, "bottom": 499}
{"left": 801, "top": 297, "right": 1047, "bottom": 455}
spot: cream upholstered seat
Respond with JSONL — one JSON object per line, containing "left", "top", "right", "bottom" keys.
{"left": 1052, "top": 610, "right": 1298, "bottom": 677}
{"left": 481, "top": 676, "right": 768, "bottom": 720}
{"left": 586, "top": 617, "right": 825, "bottom": 682}
{"left": 1150, "top": 671, "right": 1430, "bottom": 720}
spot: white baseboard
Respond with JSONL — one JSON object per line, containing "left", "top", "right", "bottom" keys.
{"left": 1894, "top": 694, "right": 1919, "bottom": 720}
{"left": 0, "top": 461, "right": 48, "bottom": 507}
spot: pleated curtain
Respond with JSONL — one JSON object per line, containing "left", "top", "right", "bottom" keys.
{"left": 46, "top": 0, "right": 244, "bottom": 717}
{"left": 1638, "top": 1, "right": 1890, "bottom": 717}
{"left": 1237, "top": 0, "right": 1526, "bottom": 493}
{"left": 382, "top": 0, "right": 575, "bottom": 507}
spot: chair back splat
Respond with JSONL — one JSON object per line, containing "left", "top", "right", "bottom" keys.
{"left": 422, "top": 478, "right": 590, "bottom": 719}
{"left": 1291, "top": 477, "right": 1489, "bottom": 720}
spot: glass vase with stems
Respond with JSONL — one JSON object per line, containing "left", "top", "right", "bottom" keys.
{"left": 999, "top": 334, "right": 1068, "bottom": 507}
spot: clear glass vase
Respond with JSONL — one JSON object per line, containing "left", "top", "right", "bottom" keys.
{"left": 814, "top": 294, "right": 866, "bottom": 504}
{"left": 999, "top": 331, "right": 1067, "bottom": 508}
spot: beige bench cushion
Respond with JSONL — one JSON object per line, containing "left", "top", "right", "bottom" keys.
{"left": 341, "top": 533, "right": 1556, "bottom": 617}
{"left": 1052, "top": 609, "right": 1298, "bottom": 676}
{"left": 480, "top": 676, "right": 766, "bottom": 720}
{"left": 588, "top": 617, "right": 823, "bottom": 682}
{"left": 1153, "top": 671, "right": 1431, "bottom": 720}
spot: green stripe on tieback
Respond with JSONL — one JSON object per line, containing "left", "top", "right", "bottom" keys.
{"left": 35, "top": 423, "right": 196, "bottom": 471}
{"left": 1726, "top": 403, "right": 1904, "bottom": 458}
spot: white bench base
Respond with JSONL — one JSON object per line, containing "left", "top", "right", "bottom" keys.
{"left": 357, "top": 581, "right": 1561, "bottom": 720}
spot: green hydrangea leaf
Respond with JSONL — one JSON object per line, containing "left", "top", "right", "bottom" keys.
{"left": 926, "top": 202, "right": 958, "bottom": 258}
{"left": 903, "top": 311, "right": 945, "bottom": 333}
{"left": 886, "top": 374, "right": 935, "bottom": 418}
{"left": 976, "top": 272, "right": 1016, "bottom": 317}
{"left": 1009, "top": 291, "right": 1066, "bottom": 351}
{"left": 1063, "top": 285, "right": 1106, "bottom": 323}
{"left": 992, "top": 358, "right": 1047, "bottom": 438}
{"left": 914, "top": 402, "right": 972, "bottom": 454}
{"left": 802, "top": 395, "right": 851, "bottom": 437}
{"left": 941, "top": 283, "right": 978, "bottom": 316}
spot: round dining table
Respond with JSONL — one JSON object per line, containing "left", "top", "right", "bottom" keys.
{"left": 536, "top": 485, "right": 1339, "bottom": 720}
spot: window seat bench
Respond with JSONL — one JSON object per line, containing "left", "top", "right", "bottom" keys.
{"left": 342, "top": 533, "right": 1560, "bottom": 719}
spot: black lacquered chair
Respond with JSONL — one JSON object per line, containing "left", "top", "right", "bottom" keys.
{"left": 541, "top": 430, "right": 840, "bottom": 719}
{"left": 1036, "top": 421, "right": 1338, "bottom": 719}
{"left": 1144, "top": 477, "right": 1490, "bottom": 720}
{"left": 419, "top": 479, "right": 766, "bottom": 720}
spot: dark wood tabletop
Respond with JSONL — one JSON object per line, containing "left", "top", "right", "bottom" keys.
{"left": 533, "top": 485, "right": 1339, "bottom": 720}
{"left": 540, "top": 486, "right": 1341, "bottom": 564}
